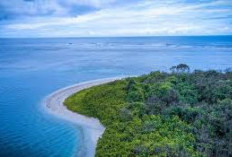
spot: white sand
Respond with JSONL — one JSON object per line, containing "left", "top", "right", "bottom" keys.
{"left": 43, "top": 77, "right": 121, "bottom": 157}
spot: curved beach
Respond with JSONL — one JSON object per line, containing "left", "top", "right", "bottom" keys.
{"left": 43, "top": 78, "right": 120, "bottom": 157}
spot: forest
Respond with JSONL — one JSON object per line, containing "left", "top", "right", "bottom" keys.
{"left": 64, "top": 64, "right": 232, "bottom": 157}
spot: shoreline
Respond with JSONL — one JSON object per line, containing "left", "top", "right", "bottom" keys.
{"left": 43, "top": 77, "right": 121, "bottom": 157}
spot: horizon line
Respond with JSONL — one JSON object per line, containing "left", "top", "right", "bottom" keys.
{"left": 1, "top": 34, "right": 232, "bottom": 39}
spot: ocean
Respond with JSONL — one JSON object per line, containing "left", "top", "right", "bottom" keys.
{"left": 0, "top": 36, "right": 232, "bottom": 157}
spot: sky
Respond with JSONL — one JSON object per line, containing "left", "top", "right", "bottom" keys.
{"left": 0, "top": 0, "right": 232, "bottom": 37}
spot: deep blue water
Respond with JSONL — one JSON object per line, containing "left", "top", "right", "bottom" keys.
{"left": 0, "top": 36, "right": 232, "bottom": 157}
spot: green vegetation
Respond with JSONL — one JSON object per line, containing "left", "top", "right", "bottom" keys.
{"left": 64, "top": 64, "right": 232, "bottom": 157}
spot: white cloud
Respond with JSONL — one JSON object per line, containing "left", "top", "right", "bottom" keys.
{"left": 1, "top": 0, "right": 232, "bottom": 37}
{"left": 63, "top": 0, "right": 116, "bottom": 8}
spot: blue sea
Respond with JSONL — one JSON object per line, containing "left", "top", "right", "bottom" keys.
{"left": 0, "top": 36, "right": 232, "bottom": 157}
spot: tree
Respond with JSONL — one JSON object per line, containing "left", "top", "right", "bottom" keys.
{"left": 170, "top": 64, "right": 190, "bottom": 73}
{"left": 176, "top": 64, "right": 190, "bottom": 73}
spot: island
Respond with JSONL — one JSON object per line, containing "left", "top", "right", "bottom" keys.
{"left": 63, "top": 64, "right": 232, "bottom": 157}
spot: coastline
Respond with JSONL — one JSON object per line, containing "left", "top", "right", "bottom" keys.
{"left": 43, "top": 77, "right": 121, "bottom": 157}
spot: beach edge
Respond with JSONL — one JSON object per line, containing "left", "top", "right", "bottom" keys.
{"left": 42, "top": 77, "right": 122, "bottom": 157}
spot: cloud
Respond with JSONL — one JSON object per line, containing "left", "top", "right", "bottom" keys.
{"left": 61, "top": 0, "right": 116, "bottom": 8}
{"left": 0, "top": 0, "right": 119, "bottom": 20}
{"left": 0, "top": 0, "right": 232, "bottom": 37}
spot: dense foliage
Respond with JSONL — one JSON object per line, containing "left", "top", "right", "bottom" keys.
{"left": 65, "top": 64, "right": 232, "bottom": 157}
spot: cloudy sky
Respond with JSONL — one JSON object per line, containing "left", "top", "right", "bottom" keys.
{"left": 0, "top": 0, "right": 232, "bottom": 37}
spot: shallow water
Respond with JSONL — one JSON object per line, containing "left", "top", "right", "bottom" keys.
{"left": 0, "top": 36, "right": 232, "bottom": 157}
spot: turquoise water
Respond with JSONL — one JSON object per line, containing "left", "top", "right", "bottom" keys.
{"left": 0, "top": 36, "right": 232, "bottom": 157}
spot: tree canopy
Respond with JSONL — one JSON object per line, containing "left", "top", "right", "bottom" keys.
{"left": 65, "top": 64, "right": 232, "bottom": 157}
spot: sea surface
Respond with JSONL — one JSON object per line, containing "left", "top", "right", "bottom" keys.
{"left": 0, "top": 36, "right": 232, "bottom": 157}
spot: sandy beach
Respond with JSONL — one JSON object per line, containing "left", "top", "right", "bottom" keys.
{"left": 43, "top": 77, "right": 120, "bottom": 157}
